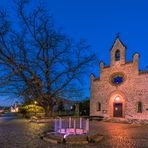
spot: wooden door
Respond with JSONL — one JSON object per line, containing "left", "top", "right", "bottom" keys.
{"left": 113, "top": 103, "right": 122, "bottom": 117}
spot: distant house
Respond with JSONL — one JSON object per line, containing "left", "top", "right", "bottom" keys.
{"left": 10, "top": 103, "right": 19, "bottom": 113}
{"left": 0, "top": 109, "right": 4, "bottom": 113}
{"left": 0, "top": 106, "right": 4, "bottom": 113}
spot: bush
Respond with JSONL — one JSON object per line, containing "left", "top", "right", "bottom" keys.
{"left": 19, "top": 104, "right": 45, "bottom": 118}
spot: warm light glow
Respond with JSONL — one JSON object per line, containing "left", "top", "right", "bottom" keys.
{"left": 115, "top": 96, "right": 120, "bottom": 101}
{"left": 34, "top": 101, "right": 37, "bottom": 104}
{"left": 115, "top": 107, "right": 118, "bottom": 110}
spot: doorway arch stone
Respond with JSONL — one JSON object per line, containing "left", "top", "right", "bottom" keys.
{"left": 109, "top": 90, "right": 126, "bottom": 118}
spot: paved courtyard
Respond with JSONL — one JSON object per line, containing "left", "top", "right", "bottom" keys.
{"left": 0, "top": 115, "right": 148, "bottom": 148}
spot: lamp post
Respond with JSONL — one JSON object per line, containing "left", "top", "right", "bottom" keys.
{"left": 34, "top": 101, "right": 37, "bottom": 116}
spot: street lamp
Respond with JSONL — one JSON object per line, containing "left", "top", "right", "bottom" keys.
{"left": 34, "top": 101, "right": 37, "bottom": 116}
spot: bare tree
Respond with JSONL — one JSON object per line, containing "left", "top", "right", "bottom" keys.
{"left": 0, "top": 0, "right": 96, "bottom": 116}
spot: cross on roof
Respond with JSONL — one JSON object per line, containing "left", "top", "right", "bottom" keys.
{"left": 116, "top": 32, "right": 120, "bottom": 38}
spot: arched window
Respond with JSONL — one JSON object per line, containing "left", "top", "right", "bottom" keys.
{"left": 115, "top": 49, "right": 120, "bottom": 61}
{"left": 97, "top": 102, "right": 101, "bottom": 111}
{"left": 137, "top": 101, "right": 142, "bottom": 113}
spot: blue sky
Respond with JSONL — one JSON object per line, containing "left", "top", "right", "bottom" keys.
{"left": 0, "top": 0, "right": 148, "bottom": 106}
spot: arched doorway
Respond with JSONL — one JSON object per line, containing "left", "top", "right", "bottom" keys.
{"left": 109, "top": 91, "right": 126, "bottom": 118}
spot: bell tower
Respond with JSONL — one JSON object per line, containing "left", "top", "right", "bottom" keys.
{"left": 110, "top": 36, "right": 126, "bottom": 66}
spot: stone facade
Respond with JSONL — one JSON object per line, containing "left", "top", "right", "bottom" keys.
{"left": 90, "top": 37, "right": 148, "bottom": 120}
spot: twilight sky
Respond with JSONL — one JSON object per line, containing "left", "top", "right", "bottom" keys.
{"left": 0, "top": 0, "right": 148, "bottom": 106}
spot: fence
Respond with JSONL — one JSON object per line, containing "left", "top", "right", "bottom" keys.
{"left": 54, "top": 117, "right": 89, "bottom": 135}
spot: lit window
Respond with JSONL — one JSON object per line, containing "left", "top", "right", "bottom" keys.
{"left": 115, "top": 50, "right": 120, "bottom": 61}
{"left": 97, "top": 102, "right": 101, "bottom": 111}
{"left": 137, "top": 101, "right": 142, "bottom": 113}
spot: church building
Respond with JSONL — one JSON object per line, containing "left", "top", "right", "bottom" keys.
{"left": 90, "top": 37, "right": 148, "bottom": 120}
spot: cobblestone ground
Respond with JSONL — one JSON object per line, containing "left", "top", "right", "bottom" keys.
{"left": 0, "top": 117, "right": 148, "bottom": 148}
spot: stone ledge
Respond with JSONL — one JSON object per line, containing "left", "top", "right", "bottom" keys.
{"left": 104, "top": 117, "right": 148, "bottom": 125}
{"left": 42, "top": 133, "right": 64, "bottom": 143}
{"left": 88, "top": 133, "right": 104, "bottom": 143}
{"left": 104, "top": 117, "right": 129, "bottom": 124}
{"left": 66, "top": 140, "right": 88, "bottom": 144}
{"left": 42, "top": 132, "right": 104, "bottom": 144}
{"left": 127, "top": 119, "right": 148, "bottom": 125}
{"left": 30, "top": 118, "right": 54, "bottom": 123}
{"left": 43, "top": 137, "right": 59, "bottom": 144}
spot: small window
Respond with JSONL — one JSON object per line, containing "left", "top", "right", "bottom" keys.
{"left": 137, "top": 101, "right": 142, "bottom": 113}
{"left": 97, "top": 102, "right": 101, "bottom": 111}
{"left": 115, "top": 50, "right": 120, "bottom": 61}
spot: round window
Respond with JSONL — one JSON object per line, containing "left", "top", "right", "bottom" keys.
{"left": 110, "top": 73, "right": 125, "bottom": 85}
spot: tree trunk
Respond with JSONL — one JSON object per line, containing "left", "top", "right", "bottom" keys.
{"left": 44, "top": 105, "right": 53, "bottom": 117}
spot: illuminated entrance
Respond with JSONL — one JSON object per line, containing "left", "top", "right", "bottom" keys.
{"left": 109, "top": 91, "right": 126, "bottom": 118}
{"left": 113, "top": 103, "right": 122, "bottom": 117}
{"left": 113, "top": 96, "right": 123, "bottom": 117}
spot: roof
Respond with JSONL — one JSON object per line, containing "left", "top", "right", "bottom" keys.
{"left": 110, "top": 36, "right": 127, "bottom": 51}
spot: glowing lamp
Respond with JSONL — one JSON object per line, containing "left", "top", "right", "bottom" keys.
{"left": 34, "top": 101, "right": 37, "bottom": 105}
{"left": 115, "top": 96, "right": 120, "bottom": 101}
